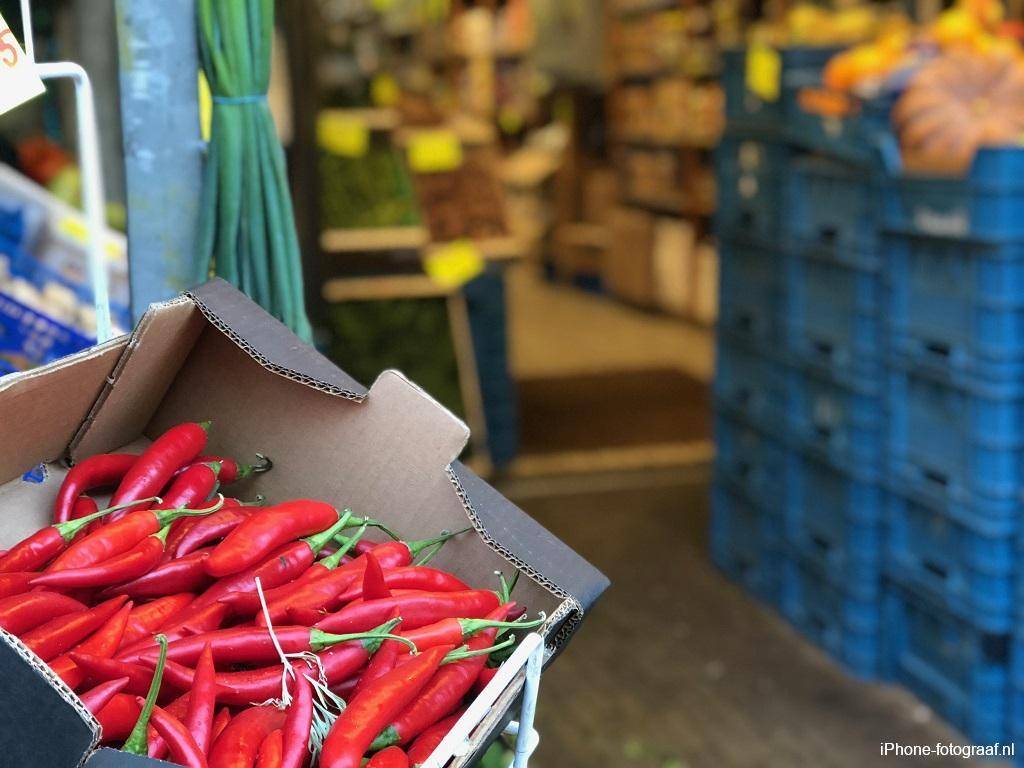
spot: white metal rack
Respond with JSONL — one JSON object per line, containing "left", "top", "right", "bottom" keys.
{"left": 16, "top": 0, "right": 113, "bottom": 343}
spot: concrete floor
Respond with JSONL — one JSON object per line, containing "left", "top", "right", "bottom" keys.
{"left": 513, "top": 476, "right": 992, "bottom": 768}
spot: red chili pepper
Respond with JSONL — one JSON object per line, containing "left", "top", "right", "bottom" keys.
{"left": 405, "top": 709, "right": 464, "bottom": 767}
{"left": 49, "top": 600, "right": 133, "bottom": 689}
{"left": 53, "top": 453, "right": 138, "bottom": 523}
{"left": 108, "top": 422, "right": 210, "bottom": 516}
{"left": 70, "top": 653, "right": 155, "bottom": 695}
{"left": 173, "top": 503, "right": 257, "bottom": 558}
{"left": 79, "top": 676, "right": 131, "bottom": 715}
{"left": 319, "top": 645, "right": 452, "bottom": 768}
{"left": 103, "top": 547, "right": 214, "bottom": 600}
{"left": 280, "top": 669, "right": 313, "bottom": 768}
{"left": 48, "top": 501, "right": 220, "bottom": 573}
{"left": 353, "top": 636, "right": 402, "bottom": 698}
{"left": 313, "top": 590, "right": 500, "bottom": 635}
{"left": 332, "top": 566, "right": 471, "bottom": 606}
{"left": 367, "top": 746, "right": 410, "bottom": 768}
{"left": 181, "top": 518, "right": 348, "bottom": 621}
{"left": 0, "top": 572, "right": 35, "bottom": 599}
{"left": 397, "top": 604, "right": 530, "bottom": 656}
{"left": 208, "top": 705, "right": 287, "bottom": 768}
{"left": 32, "top": 527, "right": 172, "bottom": 590}
{"left": 196, "top": 454, "right": 272, "bottom": 484}
{"left": 0, "top": 591, "right": 85, "bottom": 634}
{"left": 255, "top": 729, "right": 284, "bottom": 768}
{"left": 371, "top": 605, "right": 514, "bottom": 750}
{"left": 122, "top": 634, "right": 169, "bottom": 757}
{"left": 162, "top": 461, "right": 221, "bottom": 509}
{"left": 118, "top": 601, "right": 229, "bottom": 663}
{"left": 149, "top": 691, "right": 191, "bottom": 760}
{"left": 69, "top": 496, "right": 100, "bottom": 537}
{"left": 211, "top": 708, "right": 232, "bottom": 744}
{"left": 21, "top": 596, "right": 129, "bottom": 661}
{"left": 96, "top": 693, "right": 142, "bottom": 743}
{"left": 151, "top": 628, "right": 396, "bottom": 706}
{"left": 361, "top": 552, "right": 391, "bottom": 601}
{"left": 186, "top": 643, "right": 217, "bottom": 758}
{"left": 147, "top": 702, "right": 210, "bottom": 768}
{"left": 0, "top": 499, "right": 141, "bottom": 574}
{"left": 472, "top": 665, "right": 498, "bottom": 695}
{"left": 118, "top": 593, "right": 195, "bottom": 649}
{"left": 255, "top": 535, "right": 451, "bottom": 626}
{"left": 206, "top": 500, "right": 341, "bottom": 577}
{"left": 138, "top": 618, "right": 407, "bottom": 670}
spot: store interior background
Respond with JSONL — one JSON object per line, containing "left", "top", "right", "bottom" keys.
{"left": 1, "top": 0, "right": 1016, "bottom": 765}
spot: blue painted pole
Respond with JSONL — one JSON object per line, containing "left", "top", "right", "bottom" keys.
{"left": 114, "top": 0, "right": 203, "bottom": 323}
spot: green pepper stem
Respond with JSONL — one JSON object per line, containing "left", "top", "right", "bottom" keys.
{"left": 441, "top": 636, "right": 515, "bottom": 665}
{"left": 122, "top": 634, "right": 167, "bottom": 755}
{"left": 459, "top": 613, "right": 545, "bottom": 637}
{"left": 303, "top": 510, "right": 353, "bottom": 555}
{"left": 55, "top": 496, "right": 163, "bottom": 543}
{"left": 309, "top": 624, "right": 416, "bottom": 654}
{"left": 321, "top": 523, "right": 368, "bottom": 569}
{"left": 406, "top": 527, "right": 473, "bottom": 557}
{"left": 237, "top": 453, "right": 274, "bottom": 479}
{"left": 152, "top": 494, "right": 226, "bottom": 527}
{"left": 198, "top": 420, "right": 212, "bottom": 433}
{"left": 154, "top": 525, "right": 172, "bottom": 545}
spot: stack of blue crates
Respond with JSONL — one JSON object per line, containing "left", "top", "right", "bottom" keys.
{"left": 712, "top": 45, "right": 1024, "bottom": 750}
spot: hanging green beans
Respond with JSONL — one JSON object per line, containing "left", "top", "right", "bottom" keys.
{"left": 195, "top": 0, "right": 313, "bottom": 341}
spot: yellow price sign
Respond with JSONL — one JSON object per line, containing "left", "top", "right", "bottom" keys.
{"left": 424, "top": 240, "right": 485, "bottom": 289}
{"left": 0, "top": 13, "right": 45, "bottom": 116}
{"left": 746, "top": 42, "right": 781, "bottom": 103}
{"left": 371, "top": 73, "right": 399, "bottom": 108}
{"left": 407, "top": 130, "right": 462, "bottom": 174}
{"left": 317, "top": 113, "right": 370, "bottom": 158}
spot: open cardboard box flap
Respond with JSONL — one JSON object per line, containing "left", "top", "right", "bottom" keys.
{"left": 0, "top": 279, "right": 609, "bottom": 767}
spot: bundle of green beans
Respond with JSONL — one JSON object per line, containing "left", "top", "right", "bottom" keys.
{"left": 194, "top": 0, "right": 312, "bottom": 341}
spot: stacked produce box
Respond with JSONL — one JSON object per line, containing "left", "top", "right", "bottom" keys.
{"left": 714, "top": 13, "right": 1024, "bottom": 749}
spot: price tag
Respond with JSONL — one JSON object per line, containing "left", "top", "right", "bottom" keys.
{"left": 57, "top": 216, "right": 123, "bottom": 259}
{"left": 746, "top": 42, "right": 781, "bottom": 103}
{"left": 0, "top": 15, "right": 45, "bottom": 116}
{"left": 371, "top": 73, "right": 399, "bottom": 108}
{"left": 407, "top": 130, "right": 462, "bottom": 174}
{"left": 317, "top": 113, "right": 369, "bottom": 158}
{"left": 424, "top": 240, "right": 484, "bottom": 289}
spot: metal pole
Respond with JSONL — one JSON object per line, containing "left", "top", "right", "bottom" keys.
{"left": 20, "top": 0, "right": 113, "bottom": 343}
{"left": 510, "top": 640, "right": 544, "bottom": 768}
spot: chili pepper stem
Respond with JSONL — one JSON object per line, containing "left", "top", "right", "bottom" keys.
{"left": 302, "top": 511, "right": 353, "bottom": 555}
{"left": 441, "top": 636, "right": 515, "bottom": 665}
{"left": 406, "top": 527, "right": 474, "bottom": 557}
{"left": 308, "top": 625, "right": 417, "bottom": 654}
{"left": 55, "top": 496, "right": 163, "bottom": 543}
{"left": 460, "top": 612, "right": 546, "bottom": 638}
{"left": 122, "top": 634, "right": 168, "bottom": 755}
{"left": 198, "top": 421, "right": 212, "bottom": 433}
{"left": 151, "top": 494, "right": 226, "bottom": 527}
{"left": 321, "top": 523, "right": 368, "bottom": 569}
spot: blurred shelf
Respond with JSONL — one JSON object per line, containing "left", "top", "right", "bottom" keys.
{"left": 613, "top": 0, "right": 680, "bottom": 16}
{"left": 424, "top": 236, "right": 526, "bottom": 261}
{"left": 322, "top": 273, "right": 453, "bottom": 302}
{"left": 623, "top": 195, "right": 714, "bottom": 219}
{"left": 612, "top": 133, "right": 719, "bottom": 151}
{"left": 321, "top": 226, "right": 429, "bottom": 253}
{"left": 318, "top": 108, "right": 400, "bottom": 131}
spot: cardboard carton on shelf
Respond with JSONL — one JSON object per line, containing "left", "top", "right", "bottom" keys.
{"left": 0, "top": 279, "right": 608, "bottom": 768}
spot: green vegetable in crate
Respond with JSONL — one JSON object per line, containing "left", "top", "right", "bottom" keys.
{"left": 320, "top": 141, "right": 422, "bottom": 230}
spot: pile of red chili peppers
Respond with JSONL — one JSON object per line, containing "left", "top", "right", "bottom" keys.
{"left": 0, "top": 422, "right": 542, "bottom": 768}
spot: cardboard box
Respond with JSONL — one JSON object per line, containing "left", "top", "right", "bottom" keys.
{"left": 0, "top": 279, "right": 608, "bottom": 768}
{"left": 603, "top": 206, "right": 655, "bottom": 307}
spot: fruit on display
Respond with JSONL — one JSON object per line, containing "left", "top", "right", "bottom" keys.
{"left": 892, "top": 49, "right": 1024, "bottom": 173}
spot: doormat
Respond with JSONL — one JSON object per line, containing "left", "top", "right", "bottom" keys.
{"left": 517, "top": 368, "right": 711, "bottom": 455}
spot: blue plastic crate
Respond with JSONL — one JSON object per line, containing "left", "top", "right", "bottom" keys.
{"left": 881, "top": 142, "right": 1024, "bottom": 241}
{"left": 788, "top": 363, "right": 882, "bottom": 472}
{"left": 786, "top": 155, "right": 880, "bottom": 252}
{"left": 884, "top": 585, "right": 1009, "bottom": 746}
{"left": 716, "top": 135, "right": 790, "bottom": 243}
{"left": 781, "top": 554, "right": 881, "bottom": 678}
{"left": 788, "top": 94, "right": 893, "bottom": 165}
{"left": 710, "top": 483, "right": 784, "bottom": 606}
{"left": 714, "top": 337, "right": 791, "bottom": 434}
{"left": 885, "top": 231, "right": 1024, "bottom": 384}
{"left": 786, "top": 452, "right": 882, "bottom": 597}
{"left": 714, "top": 412, "right": 789, "bottom": 505}
{"left": 885, "top": 493, "right": 1014, "bottom": 634}
{"left": 722, "top": 46, "right": 839, "bottom": 131}
{"left": 718, "top": 240, "right": 790, "bottom": 347}
{"left": 787, "top": 247, "right": 881, "bottom": 383}
{"left": 0, "top": 292, "right": 94, "bottom": 372}
{"left": 887, "top": 361, "right": 1024, "bottom": 506}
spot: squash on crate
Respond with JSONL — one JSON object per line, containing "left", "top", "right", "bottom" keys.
{"left": 892, "top": 50, "right": 1024, "bottom": 174}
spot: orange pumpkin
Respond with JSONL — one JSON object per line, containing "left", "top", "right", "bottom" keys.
{"left": 892, "top": 50, "right": 1024, "bottom": 173}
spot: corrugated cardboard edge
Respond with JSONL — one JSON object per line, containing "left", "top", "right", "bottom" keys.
{"left": 181, "top": 280, "right": 605, "bottom": 651}
{"left": 0, "top": 628, "right": 100, "bottom": 767}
